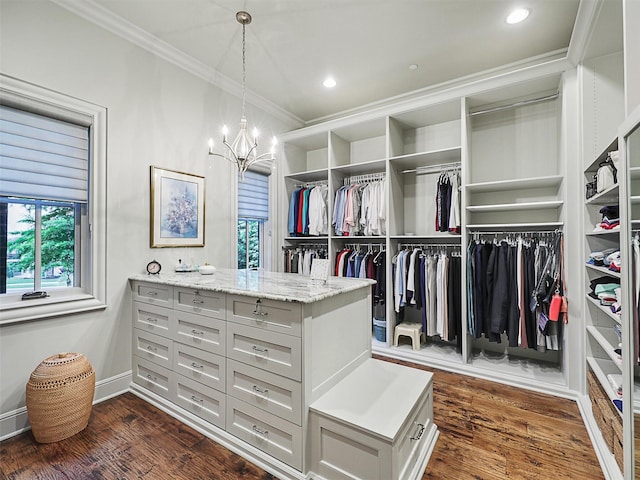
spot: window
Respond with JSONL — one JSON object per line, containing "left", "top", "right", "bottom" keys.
{"left": 0, "top": 75, "right": 106, "bottom": 324}
{"left": 237, "top": 170, "right": 269, "bottom": 270}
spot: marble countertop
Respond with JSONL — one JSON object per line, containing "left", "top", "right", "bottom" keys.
{"left": 129, "top": 268, "right": 375, "bottom": 304}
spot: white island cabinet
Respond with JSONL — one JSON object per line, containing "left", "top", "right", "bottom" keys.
{"left": 129, "top": 268, "right": 437, "bottom": 479}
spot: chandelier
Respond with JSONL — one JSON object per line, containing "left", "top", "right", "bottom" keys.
{"left": 208, "top": 11, "right": 277, "bottom": 181}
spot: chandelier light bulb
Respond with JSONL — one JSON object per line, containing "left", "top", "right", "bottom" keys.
{"left": 253, "top": 127, "right": 259, "bottom": 139}
{"left": 208, "top": 138, "right": 214, "bottom": 154}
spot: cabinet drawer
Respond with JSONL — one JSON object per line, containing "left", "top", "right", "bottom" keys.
{"left": 227, "top": 359, "right": 302, "bottom": 425}
{"left": 173, "top": 310, "right": 225, "bottom": 356}
{"left": 173, "top": 374, "right": 225, "bottom": 430}
{"left": 175, "top": 288, "right": 225, "bottom": 318}
{"left": 132, "top": 302, "right": 173, "bottom": 338}
{"left": 226, "top": 396, "right": 302, "bottom": 471}
{"left": 395, "top": 388, "right": 434, "bottom": 480}
{"left": 227, "top": 323, "right": 302, "bottom": 381}
{"left": 227, "top": 295, "right": 302, "bottom": 337}
{"left": 174, "top": 342, "right": 225, "bottom": 393}
{"left": 132, "top": 281, "right": 173, "bottom": 307}
{"left": 132, "top": 356, "right": 172, "bottom": 400}
{"left": 133, "top": 328, "right": 173, "bottom": 369}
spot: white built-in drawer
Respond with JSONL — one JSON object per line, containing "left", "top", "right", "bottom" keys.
{"left": 226, "top": 322, "right": 302, "bottom": 381}
{"left": 227, "top": 359, "right": 302, "bottom": 425}
{"left": 173, "top": 342, "right": 225, "bottom": 393}
{"left": 226, "top": 396, "right": 302, "bottom": 471}
{"left": 133, "top": 328, "right": 173, "bottom": 369}
{"left": 172, "top": 310, "right": 225, "bottom": 356}
{"left": 132, "top": 356, "right": 172, "bottom": 400}
{"left": 227, "top": 295, "right": 302, "bottom": 337}
{"left": 172, "top": 374, "right": 225, "bottom": 430}
{"left": 174, "top": 288, "right": 225, "bottom": 318}
{"left": 132, "top": 281, "right": 173, "bottom": 307}
{"left": 132, "top": 301, "right": 173, "bottom": 338}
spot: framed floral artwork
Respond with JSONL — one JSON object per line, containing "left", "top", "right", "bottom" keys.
{"left": 150, "top": 166, "right": 205, "bottom": 247}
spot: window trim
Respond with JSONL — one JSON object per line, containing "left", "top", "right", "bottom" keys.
{"left": 0, "top": 74, "right": 107, "bottom": 324}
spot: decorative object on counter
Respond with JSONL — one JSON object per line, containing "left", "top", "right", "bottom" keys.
{"left": 199, "top": 264, "right": 216, "bottom": 275}
{"left": 21, "top": 291, "right": 49, "bottom": 300}
{"left": 310, "top": 258, "right": 330, "bottom": 283}
{"left": 146, "top": 259, "right": 161, "bottom": 275}
{"left": 150, "top": 166, "right": 205, "bottom": 248}
{"left": 175, "top": 258, "right": 197, "bottom": 273}
{"left": 26, "top": 352, "right": 95, "bottom": 443}
{"left": 207, "top": 11, "right": 277, "bottom": 181}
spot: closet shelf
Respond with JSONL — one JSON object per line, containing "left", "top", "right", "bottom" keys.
{"left": 466, "top": 175, "right": 562, "bottom": 193}
{"left": 331, "top": 158, "right": 386, "bottom": 176}
{"left": 586, "top": 357, "right": 624, "bottom": 415}
{"left": 332, "top": 235, "right": 386, "bottom": 241}
{"left": 390, "top": 234, "right": 461, "bottom": 241}
{"left": 586, "top": 326, "right": 623, "bottom": 369}
{"left": 389, "top": 147, "right": 461, "bottom": 170}
{"left": 466, "top": 222, "right": 563, "bottom": 230}
{"left": 466, "top": 200, "right": 563, "bottom": 212}
{"left": 284, "top": 168, "right": 328, "bottom": 183}
{"left": 585, "top": 263, "right": 621, "bottom": 279}
{"left": 284, "top": 236, "right": 328, "bottom": 242}
{"left": 585, "top": 184, "right": 619, "bottom": 205}
{"left": 585, "top": 295, "right": 622, "bottom": 325}
{"left": 585, "top": 229, "right": 620, "bottom": 237}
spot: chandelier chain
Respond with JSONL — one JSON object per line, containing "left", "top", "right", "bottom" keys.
{"left": 241, "top": 21, "right": 246, "bottom": 118}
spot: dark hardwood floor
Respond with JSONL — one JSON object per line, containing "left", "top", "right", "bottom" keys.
{"left": 1, "top": 357, "right": 604, "bottom": 480}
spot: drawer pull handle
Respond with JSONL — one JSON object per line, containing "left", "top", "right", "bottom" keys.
{"left": 410, "top": 423, "right": 425, "bottom": 441}
{"left": 146, "top": 374, "right": 157, "bottom": 382}
{"left": 192, "top": 299, "right": 205, "bottom": 304}
{"left": 252, "top": 345, "right": 269, "bottom": 356}
{"left": 147, "top": 291, "right": 158, "bottom": 296}
{"left": 191, "top": 329, "right": 204, "bottom": 336}
{"left": 252, "top": 425, "right": 268, "bottom": 436}
{"left": 252, "top": 385, "right": 269, "bottom": 396}
{"left": 191, "top": 362, "right": 204, "bottom": 369}
{"left": 191, "top": 395, "right": 203, "bottom": 404}
{"left": 145, "top": 316, "right": 158, "bottom": 323}
{"left": 146, "top": 345, "right": 158, "bottom": 353}
{"left": 252, "top": 299, "right": 268, "bottom": 317}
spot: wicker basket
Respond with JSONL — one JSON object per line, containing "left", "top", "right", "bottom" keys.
{"left": 26, "top": 352, "right": 95, "bottom": 443}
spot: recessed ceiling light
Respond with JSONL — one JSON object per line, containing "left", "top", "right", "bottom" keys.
{"left": 323, "top": 77, "right": 336, "bottom": 88}
{"left": 506, "top": 8, "right": 530, "bottom": 24}
{"left": 409, "top": 64, "right": 418, "bottom": 71}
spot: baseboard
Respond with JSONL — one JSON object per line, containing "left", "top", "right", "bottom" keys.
{"left": 0, "top": 370, "right": 132, "bottom": 442}
{"left": 576, "top": 395, "right": 623, "bottom": 480}
{"left": 129, "top": 383, "right": 310, "bottom": 480}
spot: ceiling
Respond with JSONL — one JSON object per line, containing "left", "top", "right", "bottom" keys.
{"left": 72, "top": 0, "right": 584, "bottom": 125}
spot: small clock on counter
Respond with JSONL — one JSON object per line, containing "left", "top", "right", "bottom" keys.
{"left": 146, "top": 259, "right": 161, "bottom": 275}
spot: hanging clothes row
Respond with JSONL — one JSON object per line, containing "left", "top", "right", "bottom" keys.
{"left": 435, "top": 168, "right": 461, "bottom": 234}
{"left": 287, "top": 182, "right": 329, "bottom": 236}
{"left": 334, "top": 245, "right": 385, "bottom": 303}
{"left": 391, "top": 244, "right": 462, "bottom": 349}
{"left": 333, "top": 176, "right": 386, "bottom": 236}
{"left": 466, "top": 230, "right": 566, "bottom": 352}
{"left": 282, "top": 245, "right": 328, "bottom": 275}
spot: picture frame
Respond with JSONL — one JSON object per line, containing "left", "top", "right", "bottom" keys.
{"left": 150, "top": 166, "right": 205, "bottom": 248}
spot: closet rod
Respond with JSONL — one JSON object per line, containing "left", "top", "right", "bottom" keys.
{"left": 343, "top": 172, "right": 386, "bottom": 185}
{"left": 282, "top": 243, "right": 327, "bottom": 249}
{"left": 469, "top": 230, "right": 562, "bottom": 237}
{"left": 294, "top": 180, "right": 327, "bottom": 188}
{"left": 469, "top": 91, "right": 559, "bottom": 117}
{"left": 398, "top": 242, "right": 461, "bottom": 249}
{"left": 400, "top": 162, "right": 461, "bottom": 175}
{"left": 341, "top": 243, "right": 385, "bottom": 249}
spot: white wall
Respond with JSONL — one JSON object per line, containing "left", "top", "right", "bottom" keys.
{"left": 0, "top": 0, "right": 294, "bottom": 434}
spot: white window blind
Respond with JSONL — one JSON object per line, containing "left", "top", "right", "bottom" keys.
{"left": 238, "top": 170, "right": 269, "bottom": 220}
{"left": 0, "top": 105, "right": 89, "bottom": 203}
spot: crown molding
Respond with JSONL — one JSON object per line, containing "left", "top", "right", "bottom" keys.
{"left": 566, "top": 0, "right": 602, "bottom": 66}
{"left": 49, "top": 0, "right": 304, "bottom": 128}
